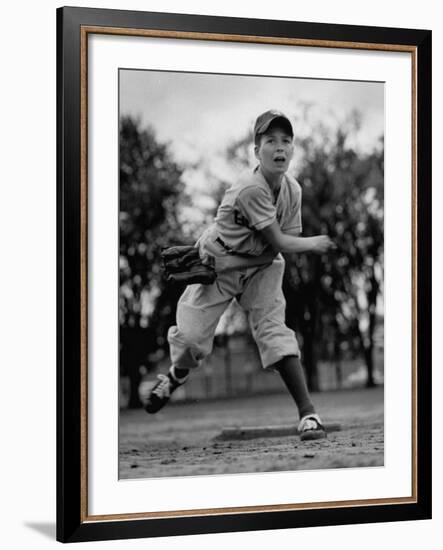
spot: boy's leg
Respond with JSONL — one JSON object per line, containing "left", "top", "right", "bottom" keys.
{"left": 168, "top": 281, "right": 234, "bottom": 370}
{"left": 275, "top": 356, "right": 326, "bottom": 440}
{"left": 240, "top": 257, "right": 326, "bottom": 440}
{"left": 145, "top": 277, "right": 235, "bottom": 414}
{"left": 173, "top": 366, "right": 190, "bottom": 379}
{"left": 275, "top": 355, "right": 315, "bottom": 419}
{"left": 239, "top": 256, "right": 301, "bottom": 372}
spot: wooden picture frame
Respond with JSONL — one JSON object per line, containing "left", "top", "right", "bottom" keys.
{"left": 57, "top": 6, "right": 431, "bottom": 543}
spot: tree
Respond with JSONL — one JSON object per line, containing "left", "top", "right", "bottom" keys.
{"left": 119, "top": 116, "right": 186, "bottom": 407}
{"left": 284, "top": 116, "right": 384, "bottom": 389}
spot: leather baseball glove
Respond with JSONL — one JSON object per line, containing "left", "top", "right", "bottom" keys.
{"left": 161, "top": 245, "right": 217, "bottom": 285}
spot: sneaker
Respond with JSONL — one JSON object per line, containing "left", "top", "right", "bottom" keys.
{"left": 298, "top": 413, "right": 327, "bottom": 441}
{"left": 144, "top": 371, "right": 187, "bottom": 414}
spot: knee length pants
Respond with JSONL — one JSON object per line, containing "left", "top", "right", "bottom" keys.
{"left": 167, "top": 254, "right": 300, "bottom": 370}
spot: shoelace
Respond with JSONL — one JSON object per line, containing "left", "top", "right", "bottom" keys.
{"left": 152, "top": 374, "right": 171, "bottom": 399}
{"left": 301, "top": 418, "right": 319, "bottom": 431}
{"left": 298, "top": 414, "right": 322, "bottom": 432}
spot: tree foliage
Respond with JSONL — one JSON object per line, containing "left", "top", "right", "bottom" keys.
{"left": 119, "top": 116, "right": 186, "bottom": 406}
{"left": 284, "top": 118, "right": 383, "bottom": 389}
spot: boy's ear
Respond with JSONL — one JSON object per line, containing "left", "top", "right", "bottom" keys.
{"left": 254, "top": 145, "right": 260, "bottom": 160}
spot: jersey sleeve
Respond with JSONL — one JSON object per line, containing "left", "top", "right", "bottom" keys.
{"left": 236, "top": 186, "right": 277, "bottom": 231}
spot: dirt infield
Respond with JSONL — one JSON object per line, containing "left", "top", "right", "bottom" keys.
{"left": 119, "top": 387, "right": 384, "bottom": 479}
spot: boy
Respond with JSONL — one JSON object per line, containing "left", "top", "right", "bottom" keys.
{"left": 145, "top": 110, "right": 335, "bottom": 441}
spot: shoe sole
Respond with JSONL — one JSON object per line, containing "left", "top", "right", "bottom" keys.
{"left": 300, "top": 430, "right": 327, "bottom": 441}
{"left": 145, "top": 399, "right": 169, "bottom": 414}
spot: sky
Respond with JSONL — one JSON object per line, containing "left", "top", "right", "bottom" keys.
{"left": 119, "top": 69, "right": 384, "bottom": 222}
{"left": 119, "top": 68, "right": 384, "bottom": 165}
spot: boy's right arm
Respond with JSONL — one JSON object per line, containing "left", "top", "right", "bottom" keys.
{"left": 261, "top": 221, "right": 335, "bottom": 255}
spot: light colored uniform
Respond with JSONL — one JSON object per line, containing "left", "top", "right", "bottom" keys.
{"left": 167, "top": 166, "right": 303, "bottom": 370}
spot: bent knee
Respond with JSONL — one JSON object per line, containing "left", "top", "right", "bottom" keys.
{"left": 167, "top": 325, "right": 211, "bottom": 359}
{"left": 252, "top": 318, "right": 293, "bottom": 341}
{"left": 168, "top": 324, "right": 206, "bottom": 348}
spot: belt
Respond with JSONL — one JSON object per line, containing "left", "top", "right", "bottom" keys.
{"left": 215, "top": 237, "right": 239, "bottom": 255}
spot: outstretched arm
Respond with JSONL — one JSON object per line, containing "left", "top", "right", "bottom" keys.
{"left": 261, "top": 220, "right": 335, "bottom": 255}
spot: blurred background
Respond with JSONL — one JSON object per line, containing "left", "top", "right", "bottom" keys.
{"left": 119, "top": 70, "right": 384, "bottom": 409}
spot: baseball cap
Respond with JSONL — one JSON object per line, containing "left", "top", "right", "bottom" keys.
{"left": 253, "top": 110, "right": 293, "bottom": 142}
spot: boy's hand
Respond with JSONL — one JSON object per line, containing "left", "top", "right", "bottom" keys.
{"left": 309, "top": 236, "right": 336, "bottom": 254}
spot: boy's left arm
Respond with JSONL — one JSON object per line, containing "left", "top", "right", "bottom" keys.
{"left": 284, "top": 227, "right": 302, "bottom": 237}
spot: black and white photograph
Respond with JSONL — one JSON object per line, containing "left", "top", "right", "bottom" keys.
{"left": 118, "top": 69, "right": 385, "bottom": 480}
{"left": 0, "top": 0, "right": 436, "bottom": 546}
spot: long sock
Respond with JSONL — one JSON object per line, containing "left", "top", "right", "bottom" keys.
{"left": 276, "top": 355, "right": 315, "bottom": 419}
{"left": 170, "top": 365, "right": 189, "bottom": 382}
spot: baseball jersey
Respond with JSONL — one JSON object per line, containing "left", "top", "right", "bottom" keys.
{"left": 214, "top": 166, "right": 302, "bottom": 256}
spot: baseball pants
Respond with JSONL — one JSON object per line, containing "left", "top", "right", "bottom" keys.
{"left": 167, "top": 254, "right": 300, "bottom": 370}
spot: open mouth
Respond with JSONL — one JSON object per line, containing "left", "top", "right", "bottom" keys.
{"left": 274, "top": 156, "right": 286, "bottom": 163}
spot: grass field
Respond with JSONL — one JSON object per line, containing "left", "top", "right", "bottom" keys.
{"left": 119, "top": 386, "right": 384, "bottom": 479}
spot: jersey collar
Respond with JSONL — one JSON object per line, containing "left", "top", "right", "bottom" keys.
{"left": 254, "top": 165, "right": 287, "bottom": 205}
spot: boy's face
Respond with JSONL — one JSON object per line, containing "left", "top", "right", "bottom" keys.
{"left": 254, "top": 124, "right": 294, "bottom": 177}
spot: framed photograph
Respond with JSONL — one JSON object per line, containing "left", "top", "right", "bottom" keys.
{"left": 57, "top": 6, "right": 432, "bottom": 543}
